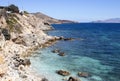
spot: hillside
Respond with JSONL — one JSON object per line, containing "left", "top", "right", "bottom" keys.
{"left": 33, "top": 12, "right": 78, "bottom": 24}
{"left": 92, "top": 18, "right": 120, "bottom": 23}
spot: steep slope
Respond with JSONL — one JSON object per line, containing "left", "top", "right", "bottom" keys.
{"left": 33, "top": 12, "right": 78, "bottom": 24}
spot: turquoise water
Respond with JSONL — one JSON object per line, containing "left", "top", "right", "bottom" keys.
{"left": 30, "top": 23, "right": 120, "bottom": 81}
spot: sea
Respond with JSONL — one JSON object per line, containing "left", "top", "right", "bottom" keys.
{"left": 30, "top": 23, "right": 120, "bottom": 81}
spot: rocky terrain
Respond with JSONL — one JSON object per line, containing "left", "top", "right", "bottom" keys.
{"left": 33, "top": 12, "right": 78, "bottom": 24}
{"left": 0, "top": 6, "right": 61, "bottom": 81}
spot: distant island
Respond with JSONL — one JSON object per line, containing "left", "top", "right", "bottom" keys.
{"left": 32, "top": 12, "right": 78, "bottom": 24}
{"left": 92, "top": 18, "right": 120, "bottom": 23}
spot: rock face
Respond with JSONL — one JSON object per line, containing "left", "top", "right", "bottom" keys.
{"left": 0, "top": 8, "right": 57, "bottom": 81}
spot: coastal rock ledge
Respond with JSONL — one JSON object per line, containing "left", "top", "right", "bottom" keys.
{"left": 0, "top": 5, "right": 58, "bottom": 81}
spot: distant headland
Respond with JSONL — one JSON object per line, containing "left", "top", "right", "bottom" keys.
{"left": 92, "top": 18, "right": 120, "bottom": 23}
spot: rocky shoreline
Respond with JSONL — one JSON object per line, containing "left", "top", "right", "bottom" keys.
{"left": 0, "top": 6, "right": 64, "bottom": 81}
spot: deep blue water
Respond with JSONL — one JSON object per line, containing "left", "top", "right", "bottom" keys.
{"left": 31, "top": 23, "right": 120, "bottom": 81}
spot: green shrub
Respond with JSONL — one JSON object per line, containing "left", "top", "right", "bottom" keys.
{"left": 24, "top": 11, "right": 29, "bottom": 14}
{"left": 2, "top": 28, "right": 11, "bottom": 40}
{"left": 7, "top": 4, "right": 19, "bottom": 13}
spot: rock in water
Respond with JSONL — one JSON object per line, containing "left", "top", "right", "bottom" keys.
{"left": 52, "top": 49, "right": 60, "bottom": 53}
{"left": 58, "top": 52, "right": 65, "bottom": 56}
{"left": 78, "top": 72, "right": 89, "bottom": 78}
{"left": 64, "top": 38, "right": 74, "bottom": 41}
{"left": 56, "top": 70, "right": 70, "bottom": 76}
{"left": 68, "top": 76, "right": 81, "bottom": 81}
{"left": 41, "top": 78, "right": 48, "bottom": 81}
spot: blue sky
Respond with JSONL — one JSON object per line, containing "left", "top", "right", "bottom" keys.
{"left": 0, "top": 0, "right": 120, "bottom": 22}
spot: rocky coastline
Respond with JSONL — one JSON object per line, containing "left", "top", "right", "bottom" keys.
{"left": 0, "top": 6, "right": 63, "bottom": 81}
{"left": 0, "top": 5, "right": 80, "bottom": 81}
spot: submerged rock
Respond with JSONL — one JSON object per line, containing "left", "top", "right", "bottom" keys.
{"left": 64, "top": 38, "right": 75, "bottom": 41}
{"left": 52, "top": 49, "right": 65, "bottom": 56}
{"left": 78, "top": 72, "right": 89, "bottom": 78}
{"left": 52, "top": 49, "right": 60, "bottom": 53}
{"left": 56, "top": 70, "right": 70, "bottom": 76}
{"left": 58, "top": 52, "right": 65, "bottom": 56}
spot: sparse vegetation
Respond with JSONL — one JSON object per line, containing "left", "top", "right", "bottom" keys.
{"left": 6, "top": 14, "right": 22, "bottom": 33}
{"left": 6, "top": 17, "right": 17, "bottom": 32}
{"left": 24, "top": 11, "right": 29, "bottom": 14}
{"left": 2, "top": 28, "right": 11, "bottom": 40}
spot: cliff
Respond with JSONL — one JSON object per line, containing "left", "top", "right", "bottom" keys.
{"left": 0, "top": 8, "right": 57, "bottom": 81}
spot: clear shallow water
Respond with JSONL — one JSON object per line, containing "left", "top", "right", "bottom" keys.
{"left": 30, "top": 23, "right": 120, "bottom": 81}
